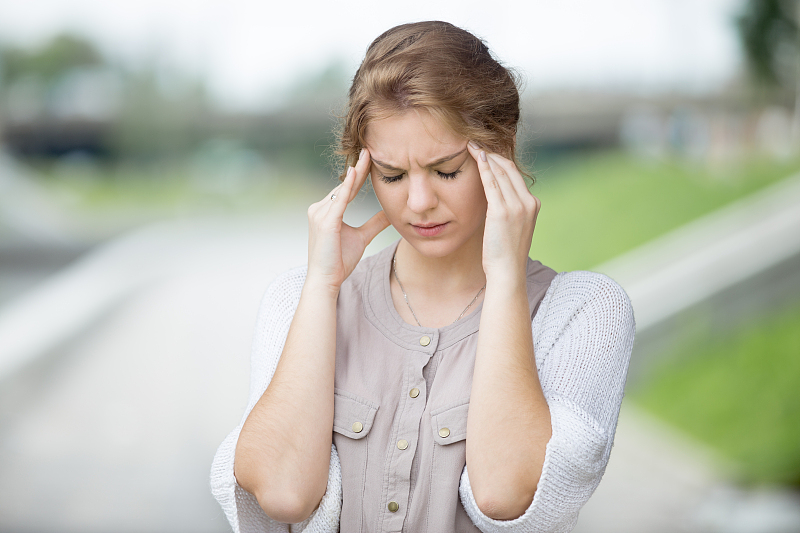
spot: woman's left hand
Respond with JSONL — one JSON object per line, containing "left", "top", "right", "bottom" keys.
{"left": 467, "top": 141, "right": 540, "bottom": 284}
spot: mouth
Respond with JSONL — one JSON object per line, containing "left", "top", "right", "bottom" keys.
{"left": 411, "top": 222, "right": 448, "bottom": 236}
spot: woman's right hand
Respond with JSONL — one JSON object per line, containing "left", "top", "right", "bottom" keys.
{"left": 306, "top": 147, "right": 390, "bottom": 292}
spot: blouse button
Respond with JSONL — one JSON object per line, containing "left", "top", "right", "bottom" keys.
{"left": 397, "top": 439, "right": 409, "bottom": 450}
{"left": 438, "top": 427, "right": 450, "bottom": 438}
{"left": 419, "top": 335, "right": 431, "bottom": 346}
{"left": 409, "top": 388, "right": 420, "bottom": 398}
{"left": 388, "top": 501, "right": 399, "bottom": 512}
{"left": 352, "top": 422, "right": 363, "bottom": 433}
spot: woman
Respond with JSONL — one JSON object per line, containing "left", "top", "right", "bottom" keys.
{"left": 211, "top": 21, "right": 635, "bottom": 533}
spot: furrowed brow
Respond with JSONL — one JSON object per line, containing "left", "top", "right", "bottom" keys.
{"left": 371, "top": 148, "right": 467, "bottom": 172}
{"left": 426, "top": 148, "right": 467, "bottom": 167}
{"left": 371, "top": 158, "right": 404, "bottom": 172}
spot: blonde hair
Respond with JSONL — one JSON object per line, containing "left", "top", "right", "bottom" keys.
{"left": 336, "top": 21, "right": 525, "bottom": 181}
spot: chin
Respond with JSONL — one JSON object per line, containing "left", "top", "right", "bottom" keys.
{"left": 399, "top": 230, "right": 464, "bottom": 258}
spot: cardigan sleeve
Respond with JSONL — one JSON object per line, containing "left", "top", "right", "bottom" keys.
{"left": 209, "top": 266, "right": 343, "bottom": 533}
{"left": 459, "top": 271, "right": 635, "bottom": 533}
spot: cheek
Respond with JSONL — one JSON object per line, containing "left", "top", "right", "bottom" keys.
{"left": 372, "top": 182, "right": 401, "bottom": 218}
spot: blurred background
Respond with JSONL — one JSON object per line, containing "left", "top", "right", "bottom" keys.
{"left": 0, "top": 0, "right": 799, "bottom": 531}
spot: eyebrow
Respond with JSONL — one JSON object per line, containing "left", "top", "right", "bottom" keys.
{"left": 371, "top": 148, "right": 467, "bottom": 172}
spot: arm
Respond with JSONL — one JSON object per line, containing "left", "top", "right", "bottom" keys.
{"left": 462, "top": 143, "right": 635, "bottom": 529}
{"left": 210, "top": 267, "right": 342, "bottom": 533}
{"left": 466, "top": 272, "right": 551, "bottom": 519}
{"left": 460, "top": 271, "right": 636, "bottom": 533}
{"left": 234, "top": 276, "right": 339, "bottom": 523}
{"left": 232, "top": 148, "right": 388, "bottom": 523}
{"left": 210, "top": 268, "right": 344, "bottom": 533}
{"left": 464, "top": 142, "right": 550, "bottom": 519}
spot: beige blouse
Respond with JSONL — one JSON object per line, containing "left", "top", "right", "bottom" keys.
{"left": 211, "top": 238, "right": 636, "bottom": 533}
{"left": 332, "top": 239, "right": 556, "bottom": 532}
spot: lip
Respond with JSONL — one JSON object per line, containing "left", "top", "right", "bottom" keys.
{"left": 411, "top": 222, "right": 448, "bottom": 237}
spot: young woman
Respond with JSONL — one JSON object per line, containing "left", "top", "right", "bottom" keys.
{"left": 211, "top": 21, "right": 635, "bottom": 533}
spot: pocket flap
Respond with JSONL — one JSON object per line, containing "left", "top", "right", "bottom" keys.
{"left": 430, "top": 399, "right": 469, "bottom": 445}
{"left": 333, "top": 388, "right": 379, "bottom": 440}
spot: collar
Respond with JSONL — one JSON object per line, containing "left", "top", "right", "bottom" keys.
{"left": 362, "top": 239, "right": 485, "bottom": 354}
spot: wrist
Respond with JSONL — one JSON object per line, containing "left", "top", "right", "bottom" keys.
{"left": 302, "top": 275, "right": 342, "bottom": 301}
{"left": 485, "top": 267, "right": 527, "bottom": 292}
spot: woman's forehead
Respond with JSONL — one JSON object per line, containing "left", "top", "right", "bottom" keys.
{"left": 364, "top": 110, "right": 466, "bottom": 167}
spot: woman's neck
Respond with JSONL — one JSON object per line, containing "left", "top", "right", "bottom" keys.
{"left": 393, "top": 233, "right": 486, "bottom": 297}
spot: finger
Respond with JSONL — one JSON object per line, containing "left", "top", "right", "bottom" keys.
{"left": 357, "top": 210, "right": 391, "bottom": 245}
{"left": 467, "top": 141, "right": 506, "bottom": 206}
{"left": 486, "top": 155, "right": 523, "bottom": 210}
{"left": 328, "top": 166, "right": 356, "bottom": 216}
{"left": 310, "top": 180, "right": 344, "bottom": 213}
{"left": 348, "top": 148, "right": 371, "bottom": 203}
{"left": 487, "top": 153, "right": 534, "bottom": 204}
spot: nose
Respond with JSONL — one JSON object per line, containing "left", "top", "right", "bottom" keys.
{"left": 406, "top": 172, "right": 438, "bottom": 214}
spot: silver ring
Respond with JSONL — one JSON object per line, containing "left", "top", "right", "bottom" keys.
{"left": 330, "top": 193, "right": 337, "bottom": 201}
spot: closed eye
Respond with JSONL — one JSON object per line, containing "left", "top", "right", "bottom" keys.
{"left": 379, "top": 173, "right": 404, "bottom": 184}
{"left": 437, "top": 170, "right": 461, "bottom": 179}
{"left": 378, "top": 169, "right": 462, "bottom": 184}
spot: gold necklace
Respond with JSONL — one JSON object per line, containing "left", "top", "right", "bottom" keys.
{"left": 392, "top": 250, "right": 486, "bottom": 327}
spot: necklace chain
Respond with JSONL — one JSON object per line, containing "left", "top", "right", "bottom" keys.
{"left": 392, "top": 250, "right": 486, "bottom": 327}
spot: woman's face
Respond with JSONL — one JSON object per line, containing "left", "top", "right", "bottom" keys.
{"left": 364, "top": 109, "right": 488, "bottom": 259}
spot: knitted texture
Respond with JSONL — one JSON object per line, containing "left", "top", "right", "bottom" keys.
{"left": 210, "top": 268, "right": 635, "bottom": 533}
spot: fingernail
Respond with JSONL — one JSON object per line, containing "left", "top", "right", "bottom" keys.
{"left": 469, "top": 141, "right": 479, "bottom": 150}
{"left": 359, "top": 148, "right": 366, "bottom": 160}
{"left": 480, "top": 151, "right": 487, "bottom": 162}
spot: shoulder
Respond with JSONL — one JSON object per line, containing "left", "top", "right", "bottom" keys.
{"left": 545, "top": 270, "right": 633, "bottom": 317}
{"left": 340, "top": 240, "right": 398, "bottom": 297}
{"left": 536, "top": 270, "right": 635, "bottom": 346}
{"left": 260, "top": 265, "right": 308, "bottom": 306}
{"left": 345, "top": 248, "right": 384, "bottom": 288}
{"left": 526, "top": 258, "right": 558, "bottom": 286}
{"left": 253, "top": 265, "right": 308, "bottom": 330}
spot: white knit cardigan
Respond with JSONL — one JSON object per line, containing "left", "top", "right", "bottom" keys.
{"left": 210, "top": 266, "right": 635, "bottom": 533}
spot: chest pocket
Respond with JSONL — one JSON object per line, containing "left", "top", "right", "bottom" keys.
{"left": 332, "top": 388, "right": 379, "bottom": 532}
{"left": 332, "top": 388, "right": 379, "bottom": 439}
{"left": 430, "top": 399, "right": 470, "bottom": 445}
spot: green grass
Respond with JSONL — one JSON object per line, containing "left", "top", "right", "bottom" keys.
{"left": 528, "top": 151, "right": 800, "bottom": 271}
{"left": 628, "top": 302, "right": 800, "bottom": 486}
{"left": 30, "top": 159, "right": 329, "bottom": 220}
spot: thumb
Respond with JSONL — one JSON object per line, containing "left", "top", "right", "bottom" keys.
{"left": 359, "top": 210, "right": 391, "bottom": 245}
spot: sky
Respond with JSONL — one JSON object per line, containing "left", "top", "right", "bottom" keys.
{"left": 0, "top": 0, "right": 747, "bottom": 111}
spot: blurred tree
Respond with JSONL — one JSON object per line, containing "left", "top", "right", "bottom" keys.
{"left": 0, "top": 34, "right": 104, "bottom": 87}
{"left": 738, "top": 0, "right": 800, "bottom": 141}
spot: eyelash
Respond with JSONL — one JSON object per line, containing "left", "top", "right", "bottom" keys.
{"left": 379, "top": 169, "right": 462, "bottom": 184}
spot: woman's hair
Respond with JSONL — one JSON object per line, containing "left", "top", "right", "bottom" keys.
{"left": 336, "top": 21, "right": 526, "bottom": 181}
